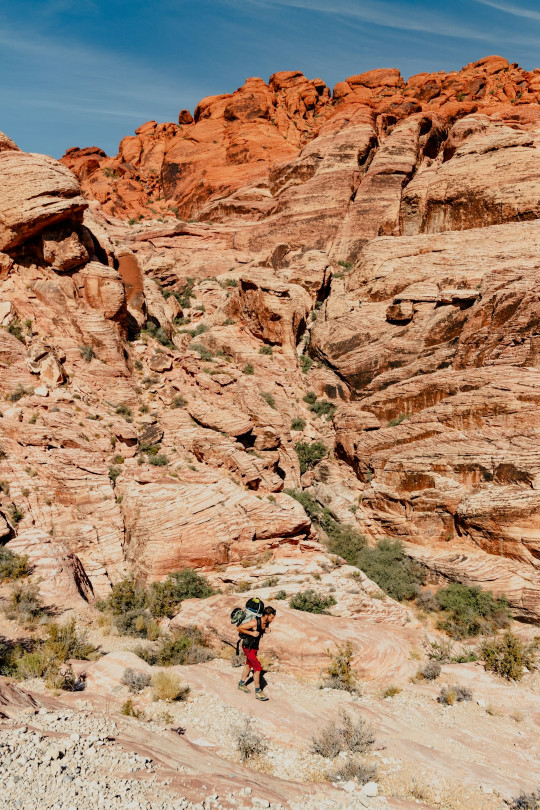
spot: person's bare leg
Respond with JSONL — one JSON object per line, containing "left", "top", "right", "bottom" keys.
{"left": 241, "top": 662, "right": 251, "bottom": 682}
{"left": 254, "top": 670, "right": 261, "bottom": 689}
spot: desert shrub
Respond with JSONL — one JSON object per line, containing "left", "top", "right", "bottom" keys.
{"left": 121, "top": 698, "right": 145, "bottom": 718}
{"left": 45, "top": 619, "right": 97, "bottom": 661}
{"left": 291, "top": 417, "right": 306, "bottom": 431}
{"left": 114, "top": 610, "right": 160, "bottom": 639}
{"left": 143, "top": 321, "right": 174, "bottom": 348}
{"left": 0, "top": 548, "right": 30, "bottom": 581}
{"left": 105, "top": 576, "right": 148, "bottom": 615}
{"left": 309, "top": 399, "right": 336, "bottom": 419}
{"left": 172, "top": 395, "right": 187, "bottom": 408}
{"left": 242, "top": 363, "right": 254, "bottom": 375}
{"left": 7, "top": 385, "right": 33, "bottom": 403}
{"left": 300, "top": 354, "right": 313, "bottom": 374}
{"left": 6, "top": 582, "right": 46, "bottom": 626}
{"left": 387, "top": 413, "right": 409, "bottom": 427}
{"left": 480, "top": 631, "right": 538, "bottom": 681}
{"left": 437, "top": 684, "right": 473, "bottom": 705}
{"left": 148, "top": 453, "right": 169, "bottom": 466}
{"left": 6, "top": 319, "right": 25, "bottom": 342}
{"left": 321, "top": 641, "right": 360, "bottom": 693}
{"left": 508, "top": 790, "right": 540, "bottom": 810}
{"left": 356, "top": 538, "right": 426, "bottom": 601}
{"left": 234, "top": 718, "right": 268, "bottom": 762}
{"left": 148, "top": 568, "right": 214, "bottom": 618}
{"left": 260, "top": 392, "right": 276, "bottom": 409}
{"left": 0, "top": 642, "right": 16, "bottom": 676}
{"left": 16, "top": 649, "right": 51, "bottom": 679}
{"left": 273, "top": 589, "right": 287, "bottom": 600}
{"left": 122, "top": 668, "right": 152, "bottom": 693}
{"left": 151, "top": 671, "right": 190, "bottom": 702}
{"left": 418, "top": 660, "right": 441, "bottom": 681}
{"left": 435, "top": 583, "right": 510, "bottom": 639}
{"left": 329, "top": 757, "right": 377, "bottom": 785}
{"left": 109, "top": 466, "right": 121, "bottom": 482}
{"left": 415, "top": 589, "right": 438, "bottom": 612}
{"left": 425, "top": 639, "right": 455, "bottom": 663}
{"left": 7, "top": 504, "right": 24, "bottom": 525}
{"left": 311, "top": 710, "right": 375, "bottom": 759}
{"left": 381, "top": 685, "right": 402, "bottom": 697}
{"left": 295, "top": 440, "right": 327, "bottom": 473}
{"left": 259, "top": 345, "right": 273, "bottom": 355}
{"left": 190, "top": 342, "right": 213, "bottom": 361}
{"left": 325, "top": 524, "right": 367, "bottom": 564}
{"left": 115, "top": 403, "right": 133, "bottom": 422}
{"left": 46, "top": 663, "right": 84, "bottom": 692}
{"left": 289, "top": 589, "right": 336, "bottom": 614}
{"left": 79, "top": 345, "right": 95, "bottom": 362}
{"left": 139, "top": 626, "right": 215, "bottom": 666}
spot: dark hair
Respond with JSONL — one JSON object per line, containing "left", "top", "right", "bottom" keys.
{"left": 264, "top": 606, "right": 276, "bottom": 616}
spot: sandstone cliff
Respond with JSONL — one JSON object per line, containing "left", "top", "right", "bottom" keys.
{"left": 0, "top": 54, "right": 539, "bottom": 624}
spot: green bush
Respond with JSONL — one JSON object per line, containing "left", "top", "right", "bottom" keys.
{"left": 190, "top": 342, "right": 213, "bottom": 361}
{"left": 0, "top": 548, "right": 30, "bottom": 581}
{"left": 480, "top": 631, "right": 538, "bottom": 681}
{"left": 259, "top": 345, "right": 273, "bottom": 355}
{"left": 387, "top": 413, "right": 409, "bottom": 427}
{"left": 79, "top": 345, "right": 95, "bottom": 362}
{"left": 115, "top": 403, "right": 133, "bottom": 421}
{"left": 291, "top": 417, "right": 306, "bottom": 431}
{"left": 242, "top": 363, "right": 254, "bottom": 375}
{"left": 508, "top": 790, "right": 540, "bottom": 810}
{"left": 356, "top": 539, "right": 426, "bottom": 601}
{"left": 260, "top": 392, "right": 276, "bottom": 409}
{"left": 172, "top": 396, "right": 187, "bottom": 408}
{"left": 148, "top": 453, "right": 169, "bottom": 466}
{"left": 114, "top": 610, "right": 160, "bottom": 639}
{"left": 149, "top": 569, "right": 214, "bottom": 618}
{"left": 311, "top": 710, "right": 374, "bottom": 759}
{"left": 6, "top": 582, "right": 46, "bottom": 626}
{"left": 105, "top": 576, "right": 148, "bottom": 615}
{"left": 144, "top": 321, "right": 174, "bottom": 348}
{"left": 273, "top": 589, "right": 287, "bottom": 600}
{"left": 137, "top": 626, "right": 215, "bottom": 666}
{"left": 7, "top": 504, "right": 24, "bottom": 525}
{"left": 7, "top": 385, "right": 33, "bottom": 403}
{"left": 289, "top": 589, "right": 336, "bottom": 614}
{"left": 295, "top": 440, "right": 327, "bottom": 473}
{"left": 309, "top": 399, "right": 336, "bottom": 419}
{"left": 435, "top": 583, "right": 510, "bottom": 639}
{"left": 109, "top": 466, "right": 121, "bottom": 483}
{"left": 300, "top": 355, "right": 313, "bottom": 374}
{"left": 321, "top": 641, "right": 360, "bottom": 693}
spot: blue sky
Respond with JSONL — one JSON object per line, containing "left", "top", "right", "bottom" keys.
{"left": 1, "top": 0, "right": 539, "bottom": 158}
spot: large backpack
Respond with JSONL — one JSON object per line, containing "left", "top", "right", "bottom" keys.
{"left": 230, "top": 597, "right": 265, "bottom": 655}
{"left": 230, "top": 597, "right": 265, "bottom": 627}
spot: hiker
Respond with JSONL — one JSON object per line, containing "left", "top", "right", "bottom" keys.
{"left": 237, "top": 606, "right": 276, "bottom": 701}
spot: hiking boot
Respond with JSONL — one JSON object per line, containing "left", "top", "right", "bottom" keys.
{"left": 255, "top": 688, "right": 269, "bottom": 701}
{"left": 238, "top": 680, "right": 250, "bottom": 693}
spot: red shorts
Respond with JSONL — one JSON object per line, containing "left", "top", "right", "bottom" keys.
{"left": 242, "top": 646, "right": 262, "bottom": 672}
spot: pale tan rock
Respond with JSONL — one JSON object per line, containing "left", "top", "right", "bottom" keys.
{"left": 187, "top": 397, "right": 253, "bottom": 437}
{"left": 0, "top": 130, "right": 20, "bottom": 152}
{"left": 0, "top": 151, "right": 86, "bottom": 250}
{"left": 229, "top": 271, "right": 311, "bottom": 353}
{"left": 143, "top": 277, "right": 175, "bottom": 337}
{"left": 119, "top": 477, "right": 310, "bottom": 578}
{"left": 6, "top": 529, "right": 94, "bottom": 606}
{"left": 75, "top": 261, "right": 126, "bottom": 320}
{"left": 149, "top": 352, "right": 173, "bottom": 372}
{"left": 0, "top": 301, "right": 15, "bottom": 326}
{"left": 41, "top": 223, "right": 89, "bottom": 271}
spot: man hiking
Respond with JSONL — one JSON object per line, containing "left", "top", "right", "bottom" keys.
{"left": 237, "top": 606, "right": 276, "bottom": 701}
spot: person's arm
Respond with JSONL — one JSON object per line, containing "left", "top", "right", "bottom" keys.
{"left": 237, "top": 618, "right": 258, "bottom": 637}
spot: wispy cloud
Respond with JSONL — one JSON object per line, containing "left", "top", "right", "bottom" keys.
{"left": 474, "top": 0, "right": 540, "bottom": 21}
{"left": 237, "top": 0, "right": 492, "bottom": 40}
{"left": 0, "top": 18, "right": 201, "bottom": 136}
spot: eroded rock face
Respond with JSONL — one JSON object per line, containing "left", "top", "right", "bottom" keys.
{"left": 2, "top": 55, "right": 540, "bottom": 621}
{"left": 0, "top": 151, "right": 86, "bottom": 251}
